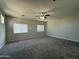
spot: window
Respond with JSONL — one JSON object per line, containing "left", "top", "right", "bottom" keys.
{"left": 37, "top": 25, "right": 44, "bottom": 32}
{"left": 0, "top": 14, "right": 4, "bottom": 24}
{"left": 13, "top": 23, "right": 28, "bottom": 33}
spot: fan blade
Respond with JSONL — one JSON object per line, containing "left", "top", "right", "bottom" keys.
{"left": 53, "top": 0, "right": 56, "bottom": 2}
{"left": 44, "top": 16, "right": 47, "bottom": 19}
{"left": 45, "top": 14, "right": 50, "bottom": 16}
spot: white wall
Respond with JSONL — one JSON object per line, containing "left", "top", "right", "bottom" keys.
{"left": 0, "top": 20, "right": 5, "bottom": 48}
{"left": 47, "top": 16, "right": 79, "bottom": 42}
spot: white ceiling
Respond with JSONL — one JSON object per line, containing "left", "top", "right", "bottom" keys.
{"left": 0, "top": 0, "right": 79, "bottom": 19}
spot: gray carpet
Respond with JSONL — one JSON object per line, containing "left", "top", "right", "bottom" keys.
{"left": 0, "top": 36, "right": 79, "bottom": 59}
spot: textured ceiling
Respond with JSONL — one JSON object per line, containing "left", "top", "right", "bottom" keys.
{"left": 0, "top": 0, "right": 79, "bottom": 19}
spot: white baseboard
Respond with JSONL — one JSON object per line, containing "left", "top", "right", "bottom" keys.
{"left": 48, "top": 35, "right": 79, "bottom": 42}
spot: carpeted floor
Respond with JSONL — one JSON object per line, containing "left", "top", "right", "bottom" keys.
{"left": 0, "top": 36, "right": 79, "bottom": 59}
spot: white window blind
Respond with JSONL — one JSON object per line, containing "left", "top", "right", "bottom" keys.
{"left": 37, "top": 25, "right": 44, "bottom": 32}
{"left": 13, "top": 23, "right": 28, "bottom": 33}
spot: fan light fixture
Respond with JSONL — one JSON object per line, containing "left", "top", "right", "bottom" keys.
{"left": 40, "top": 16, "right": 45, "bottom": 20}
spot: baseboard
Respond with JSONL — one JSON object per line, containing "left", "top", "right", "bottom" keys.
{"left": 47, "top": 35, "right": 79, "bottom": 43}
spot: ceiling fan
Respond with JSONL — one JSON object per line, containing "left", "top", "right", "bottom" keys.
{"left": 35, "top": 0, "right": 56, "bottom": 20}
{"left": 35, "top": 12, "right": 51, "bottom": 20}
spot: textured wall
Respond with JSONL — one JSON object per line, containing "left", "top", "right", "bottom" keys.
{"left": 6, "top": 16, "right": 46, "bottom": 42}
{"left": 47, "top": 16, "right": 79, "bottom": 42}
